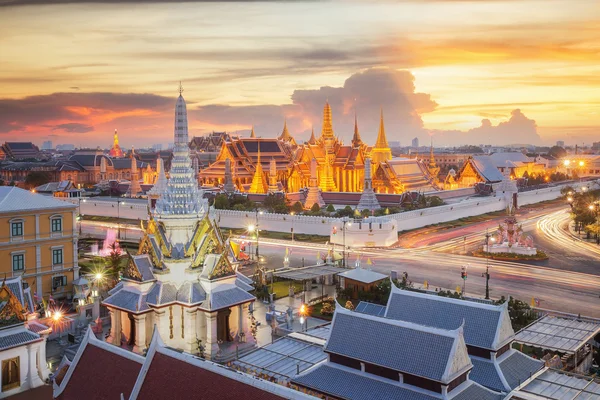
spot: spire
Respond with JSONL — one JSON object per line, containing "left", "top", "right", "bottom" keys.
{"left": 278, "top": 119, "right": 297, "bottom": 146}
{"left": 223, "top": 157, "right": 237, "bottom": 193}
{"left": 429, "top": 138, "right": 436, "bottom": 168}
{"left": 308, "top": 127, "right": 317, "bottom": 145}
{"left": 249, "top": 143, "right": 267, "bottom": 194}
{"left": 250, "top": 126, "right": 256, "bottom": 138}
{"left": 375, "top": 108, "right": 389, "bottom": 149}
{"left": 321, "top": 101, "right": 334, "bottom": 139}
{"left": 357, "top": 157, "right": 380, "bottom": 211}
{"left": 351, "top": 112, "right": 362, "bottom": 148}
{"left": 114, "top": 129, "right": 119, "bottom": 146}
{"left": 178, "top": 81, "right": 184, "bottom": 96}
{"left": 268, "top": 157, "right": 278, "bottom": 193}
{"left": 304, "top": 158, "right": 325, "bottom": 209}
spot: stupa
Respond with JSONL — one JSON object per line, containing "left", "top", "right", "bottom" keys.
{"left": 357, "top": 157, "right": 380, "bottom": 212}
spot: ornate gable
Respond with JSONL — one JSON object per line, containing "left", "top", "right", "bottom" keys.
{"left": 124, "top": 254, "right": 143, "bottom": 282}
{"left": 0, "top": 284, "right": 27, "bottom": 327}
{"left": 207, "top": 251, "right": 235, "bottom": 280}
{"left": 457, "top": 157, "right": 484, "bottom": 182}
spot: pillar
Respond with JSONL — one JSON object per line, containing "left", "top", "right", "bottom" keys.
{"left": 92, "top": 294, "right": 100, "bottom": 320}
{"left": 205, "top": 311, "right": 219, "bottom": 358}
{"left": 38, "top": 336, "right": 50, "bottom": 379}
{"left": 35, "top": 245, "right": 42, "bottom": 298}
{"left": 35, "top": 215, "right": 40, "bottom": 240}
{"left": 27, "top": 344, "right": 44, "bottom": 388}
{"left": 132, "top": 314, "right": 147, "bottom": 354}
{"left": 184, "top": 309, "right": 197, "bottom": 354}
{"left": 107, "top": 308, "right": 122, "bottom": 346}
{"left": 154, "top": 310, "right": 168, "bottom": 344}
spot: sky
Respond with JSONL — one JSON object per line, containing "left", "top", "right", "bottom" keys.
{"left": 0, "top": 0, "right": 599, "bottom": 148}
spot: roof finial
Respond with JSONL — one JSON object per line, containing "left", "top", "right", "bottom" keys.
{"left": 178, "top": 81, "right": 184, "bottom": 95}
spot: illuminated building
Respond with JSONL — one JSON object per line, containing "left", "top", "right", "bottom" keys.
{"left": 108, "top": 129, "right": 125, "bottom": 158}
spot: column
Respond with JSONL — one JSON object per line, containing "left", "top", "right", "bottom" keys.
{"left": 35, "top": 246, "right": 42, "bottom": 298}
{"left": 92, "top": 294, "right": 100, "bottom": 320}
{"left": 107, "top": 308, "right": 121, "bottom": 346}
{"left": 205, "top": 311, "right": 219, "bottom": 358}
{"left": 35, "top": 215, "right": 40, "bottom": 240}
{"left": 185, "top": 309, "right": 197, "bottom": 354}
{"left": 72, "top": 235, "right": 79, "bottom": 280}
{"left": 27, "top": 344, "right": 44, "bottom": 388}
{"left": 132, "top": 314, "right": 147, "bottom": 354}
{"left": 154, "top": 310, "right": 167, "bottom": 344}
{"left": 241, "top": 304, "right": 250, "bottom": 339}
{"left": 38, "top": 337, "right": 50, "bottom": 380}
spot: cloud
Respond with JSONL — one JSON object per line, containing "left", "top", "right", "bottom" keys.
{"left": 51, "top": 123, "right": 94, "bottom": 133}
{"left": 191, "top": 67, "right": 438, "bottom": 144}
{"left": 431, "top": 109, "right": 542, "bottom": 145}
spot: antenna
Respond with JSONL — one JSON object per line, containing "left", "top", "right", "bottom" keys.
{"left": 178, "top": 81, "right": 184, "bottom": 95}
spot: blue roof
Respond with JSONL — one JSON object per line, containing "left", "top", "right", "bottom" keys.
{"left": 385, "top": 288, "right": 511, "bottom": 350}
{"left": 102, "top": 290, "right": 147, "bottom": 313}
{"left": 209, "top": 287, "right": 255, "bottom": 310}
{"left": 293, "top": 364, "right": 440, "bottom": 400}
{"left": 499, "top": 350, "right": 543, "bottom": 389}
{"left": 452, "top": 382, "right": 503, "bottom": 400}
{"left": 0, "top": 330, "right": 40, "bottom": 351}
{"left": 325, "top": 308, "right": 463, "bottom": 382}
{"left": 469, "top": 357, "right": 507, "bottom": 392}
{"left": 355, "top": 301, "right": 386, "bottom": 317}
{"left": 471, "top": 156, "right": 506, "bottom": 182}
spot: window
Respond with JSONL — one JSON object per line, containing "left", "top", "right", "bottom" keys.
{"left": 22, "top": 282, "right": 28, "bottom": 289}
{"left": 51, "top": 217, "right": 62, "bottom": 233}
{"left": 52, "top": 276, "right": 67, "bottom": 289}
{"left": 11, "top": 254, "right": 24, "bottom": 271}
{"left": 11, "top": 221, "right": 23, "bottom": 238}
{"left": 52, "top": 248, "right": 63, "bottom": 266}
{"left": 2, "top": 357, "right": 20, "bottom": 391}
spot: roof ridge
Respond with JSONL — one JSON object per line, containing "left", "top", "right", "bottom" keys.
{"left": 389, "top": 284, "right": 503, "bottom": 311}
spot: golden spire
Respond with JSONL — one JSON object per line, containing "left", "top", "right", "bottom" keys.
{"left": 249, "top": 142, "right": 267, "bottom": 194}
{"left": 113, "top": 129, "right": 119, "bottom": 146}
{"left": 429, "top": 138, "right": 436, "bottom": 168}
{"left": 351, "top": 112, "right": 362, "bottom": 148}
{"left": 279, "top": 119, "right": 290, "bottom": 140}
{"left": 321, "top": 101, "right": 334, "bottom": 139}
{"left": 375, "top": 108, "right": 389, "bottom": 149}
{"left": 308, "top": 127, "right": 317, "bottom": 145}
{"left": 250, "top": 126, "right": 256, "bottom": 138}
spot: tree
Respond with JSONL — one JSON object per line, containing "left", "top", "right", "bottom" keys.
{"left": 24, "top": 171, "right": 51, "bottom": 189}
{"left": 548, "top": 146, "right": 567, "bottom": 159}
{"left": 427, "top": 196, "right": 444, "bottom": 207}
{"left": 213, "top": 194, "right": 229, "bottom": 210}
{"left": 310, "top": 203, "right": 320, "bottom": 213}
{"left": 335, "top": 205, "right": 354, "bottom": 218}
{"left": 321, "top": 302, "right": 334, "bottom": 316}
{"left": 105, "top": 242, "right": 124, "bottom": 282}
{"left": 291, "top": 201, "right": 304, "bottom": 214}
{"left": 263, "top": 193, "right": 289, "bottom": 213}
{"left": 344, "top": 301, "right": 354, "bottom": 311}
{"left": 326, "top": 204, "right": 335, "bottom": 213}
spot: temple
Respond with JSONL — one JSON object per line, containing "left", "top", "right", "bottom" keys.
{"left": 108, "top": 129, "right": 125, "bottom": 158}
{"left": 102, "top": 86, "right": 256, "bottom": 360}
{"left": 198, "top": 101, "right": 438, "bottom": 196}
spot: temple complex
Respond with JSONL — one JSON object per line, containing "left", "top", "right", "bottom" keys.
{"left": 108, "top": 129, "right": 125, "bottom": 158}
{"left": 103, "top": 86, "right": 256, "bottom": 360}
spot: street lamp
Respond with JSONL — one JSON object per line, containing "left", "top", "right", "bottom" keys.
{"left": 483, "top": 230, "right": 493, "bottom": 300}
{"left": 290, "top": 212, "right": 295, "bottom": 242}
{"left": 341, "top": 217, "right": 352, "bottom": 268}
{"left": 299, "top": 303, "right": 308, "bottom": 332}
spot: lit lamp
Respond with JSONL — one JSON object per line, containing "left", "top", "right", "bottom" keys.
{"left": 78, "top": 298, "right": 85, "bottom": 307}
{"left": 92, "top": 289, "right": 99, "bottom": 298}
{"left": 579, "top": 161, "right": 585, "bottom": 167}
{"left": 564, "top": 160, "right": 571, "bottom": 166}
{"left": 247, "top": 224, "right": 255, "bottom": 232}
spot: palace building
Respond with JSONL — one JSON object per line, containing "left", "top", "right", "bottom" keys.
{"left": 199, "top": 102, "right": 438, "bottom": 195}
{"left": 102, "top": 87, "right": 256, "bottom": 360}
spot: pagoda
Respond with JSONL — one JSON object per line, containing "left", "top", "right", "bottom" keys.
{"left": 108, "top": 129, "right": 125, "bottom": 158}
{"left": 278, "top": 119, "right": 297, "bottom": 146}
{"left": 103, "top": 84, "right": 256, "bottom": 360}
{"left": 370, "top": 109, "right": 392, "bottom": 166}
{"left": 127, "top": 148, "right": 142, "bottom": 198}
{"left": 357, "top": 157, "right": 380, "bottom": 211}
{"left": 303, "top": 158, "right": 325, "bottom": 210}
{"left": 248, "top": 146, "right": 268, "bottom": 194}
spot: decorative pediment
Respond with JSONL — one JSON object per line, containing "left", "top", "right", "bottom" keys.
{"left": 184, "top": 214, "right": 212, "bottom": 257}
{"left": 0, "top": 285, "right": 26, "bottom": 327}
{"left": 146, "top": 218, "right": 172, "bottom": 257}
{"left": 207, "top": 251, "right": 235, "bottom": 280}
{"left": 124, "top": 254, "right": 143, "bottom": 282}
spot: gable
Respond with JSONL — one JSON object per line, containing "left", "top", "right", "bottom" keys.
{"left": 0, "top": 285, "right": 27, "bottom": 326}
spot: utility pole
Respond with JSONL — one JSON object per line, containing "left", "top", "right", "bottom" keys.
{"left": 484, "top": 230, "right": 491, "bottom": 299}
{"left": 460, "top": 265, "right": 468, "bottom": 297}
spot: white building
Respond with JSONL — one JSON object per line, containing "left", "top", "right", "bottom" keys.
{"left": 0, "top": 276, "right": 51, "bottom": 399}
{"left": 330, "top": 217, "right": 397, "bottom": 248}
{"left": 102, "top": 87, "right": 256, "bottom": 361}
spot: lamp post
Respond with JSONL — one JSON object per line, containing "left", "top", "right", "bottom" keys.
{"left": 117, "top": 200, "right": 123, "bottom": 239}
{"left": 342, "top": 217, "right": 352, "bottom": 268}
{"left": 483, "top": 230, "right": 493, "bottom": 300}
{"left": 290, "top": 212, "right": 295, "bottom": 242}
{"left": 589, "top": 203, "right": 599, "bottom": 244}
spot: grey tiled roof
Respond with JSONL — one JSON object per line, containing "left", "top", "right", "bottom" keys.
{"left": 452, "top": 382, "right": 503, "bottom": 400}
{"left": 145, "top": 281, "right": 205, "bottom": 306}
{"left": 0, "top": 186, "right": 76, "bottom": 212}
{"left": 235, "top": 278, "right": 254, "bottom": 292}
{"left": 191, "top": 283, "right": 206, "bottom": 304}
{"left": 103, "top": 290, "right": 145, "bottom": 313}
{"left": 108, "top": 281, "right": 123, "bottom": 295}
{"left": 23, "top": 288, "right": 35, "bottom": 313}
{"left": 0, "top": 330, "right": 40, "bottom": 350}
{"left": 208, "top": 287, "right": 255, "bottom": 311}
{"left": 293, "top": 364, "right": 440, "bottom": 400}
{"left": 385, "top": 289, "right": 508, "bottom": 350}
{"left": 160, "top": 283, "right": 178, "bottom": 303}
{"left": 236, "top": 272, "right": 253, "bottom": 285}
{"left": 355, "top": 301, "right": 386, "bottom": 317}
{"left": 6, "top": 281, "right": 24, "bottom": 307}
{"left": 326, "top": 310, "right": 457, "bottom": 381}
{"left": 471, "top": 156, "right": 505, "bottom": 182}
{"left": 145, "top": 283, "right": 160, "bottom": 305}
{"left": 131, "top": 255, "right": 155, "bottom": 282}
{"left": 469, "top": 357, "right": 507, "bottom": 392}
{"left": 499, "top": 350, "right": 543, "bottom": 389}
{"left": 149, "top": 235, "right": 163, "bottom": 260}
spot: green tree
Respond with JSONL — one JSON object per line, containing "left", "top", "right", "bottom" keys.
{"left": 106, "top": 242, "right": 124, "bottom": 283}
{"left": 291, "top": 201, "right": 304, "bottom": 214}
{"left": 263, "top": 194, "right": 289, "bottom": 213}
{"left": 25, "top": 171, "right": 51, "bottom": 189}
{"left": 326, "top": 204, "right": 335, "bottom": 213}
{"left": 427, "top": 196, "right": 444, "bottom": 207}
{"left": 335, "top": 205, "right": 354, "bottom": 218}
{"left": 213, "top": 194, "right": 230, "bottom": 210}
{"left": 548, "top": 146, "right": 567, "bottom": 159}
{"left": 310, "top": 203, "right": 320, "bottom": 213}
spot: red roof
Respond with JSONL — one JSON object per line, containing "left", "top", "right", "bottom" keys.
{"left": 56, "top": 343, "right": 142, "bottom": 400}
{"left": 136, "top": 352, "right": 284, "bottom": 400}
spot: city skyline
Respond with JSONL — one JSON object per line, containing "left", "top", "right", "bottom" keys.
{"left": 1, "top": 0, "right": 599, "bottom": 148}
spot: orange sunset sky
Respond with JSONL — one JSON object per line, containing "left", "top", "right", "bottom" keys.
{"left": 0, "top": 0, "right": 599, "bottom": 148}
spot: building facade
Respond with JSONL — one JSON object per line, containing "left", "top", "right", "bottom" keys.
{"left": 0, "top": 187, "right": 79, "bottom": 301}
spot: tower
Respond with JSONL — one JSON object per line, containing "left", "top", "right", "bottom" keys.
{"left": 250, "top": 126, "right": 256, "bottom": 138}
{"left": 278, "top": 120, "right": 297, "bottom": 146}
{"left": 308, "top": 127, "right": 317, "bottom": 145}
{"left": 223, "top": 157, "right": 237, "bottom": 193}
{"left": 304, "top": 158, "right": 325, "bottom": 210}
{"left": 319, "top": 101, "right": 338, "bottom": 151}
{"left": 351, "top": 113, "right": 362, "bottom": 148}
{"left": 249, "top": 144, "right": 267, "bottom": 194}
{"left": 109, "top": 129, "right": 125, "bottom": 158}
{"left": 371, "top": 109, "right": 392, "bottom": 166}
{"left": 128, "top": 148, "right": 142, "bottom": 198}
{"left": 147, "top": 156, "right": 168, "bottom": 209}
{"left": 268, "top": 158, "right": 278, "bottom": 193}
{"left": 155, "top": 83, "right": 205, "bottom": 216}
{"left": 319, "top": 148, "right": 337, "bottom": 192}
{"left": 357, "top": 157, "right": 380, "bottom": 212}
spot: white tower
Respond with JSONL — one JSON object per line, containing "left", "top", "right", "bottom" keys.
{"left": 357, "top": 157, "right": 380, "bottom": 212}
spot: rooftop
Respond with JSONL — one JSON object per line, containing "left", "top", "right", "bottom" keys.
{"left": 514, "top": 315, "right": 600, "bottom": 353}
{"left": 338, "top": 268, "right": 387, "bottom": 284}
{"left": 509, "top": 369, "right": 600, "bottom": 400}
{"left": 0, "top": 186, "right": 76, "bottom": 213}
